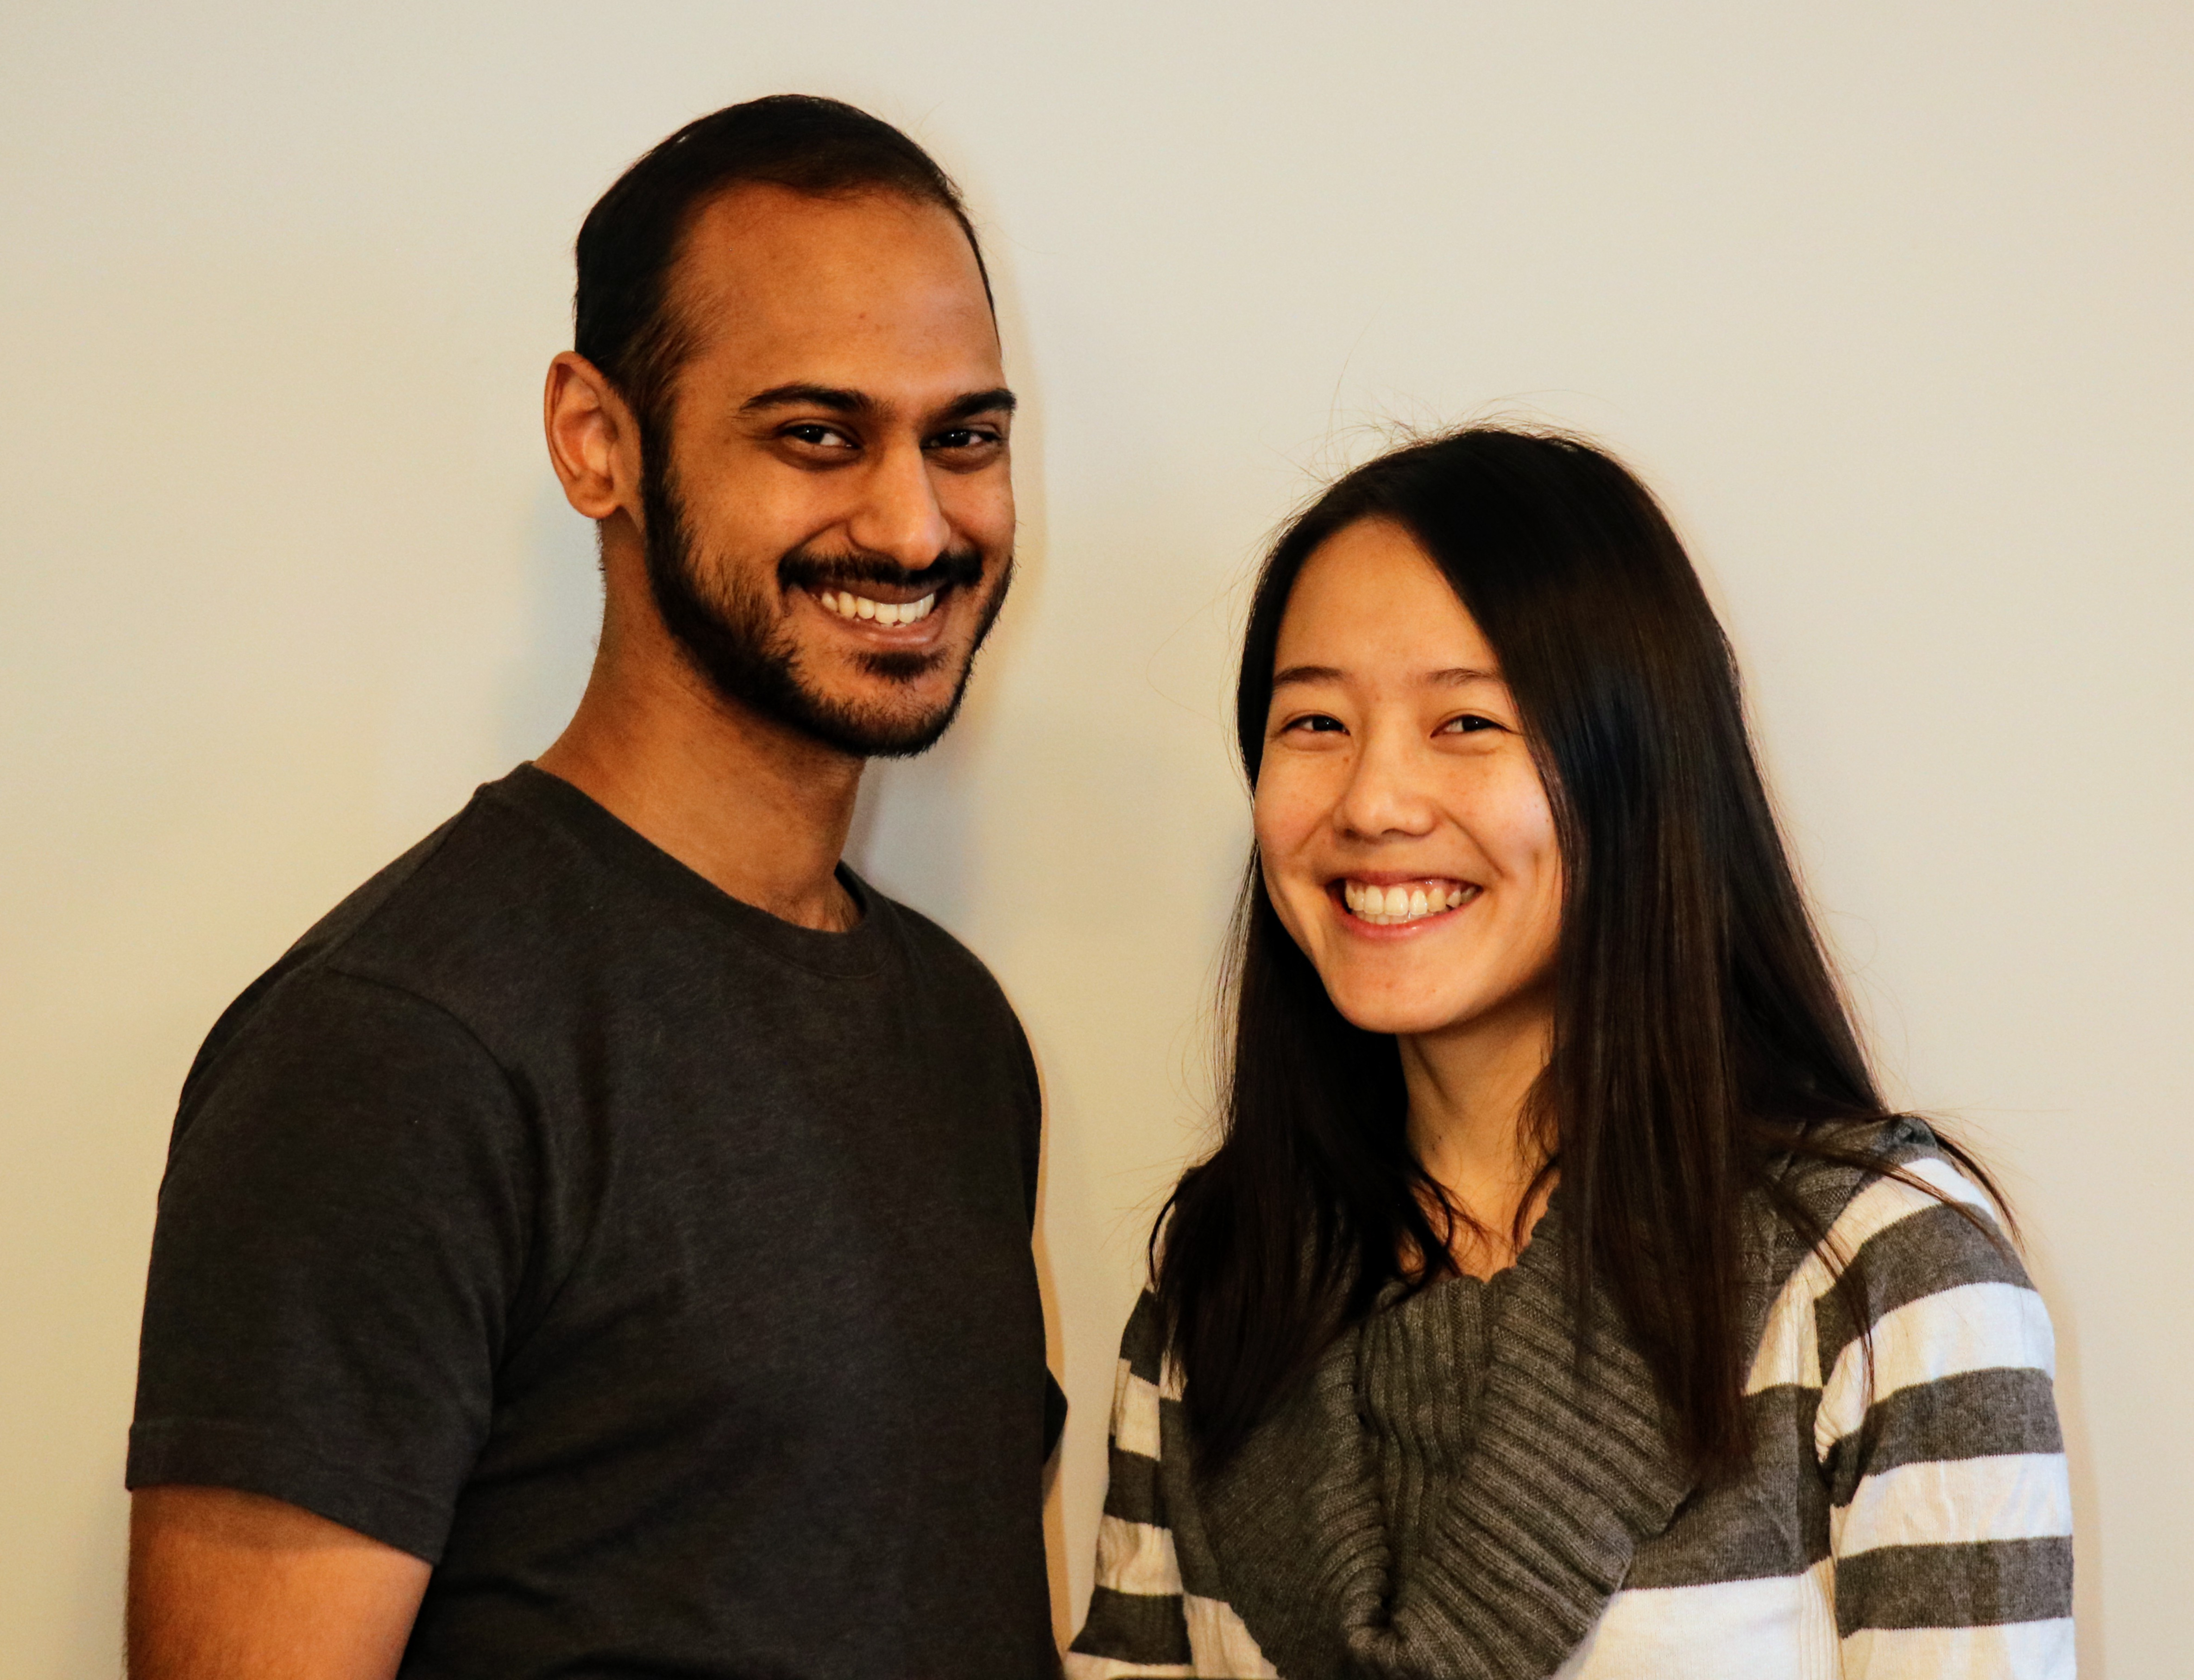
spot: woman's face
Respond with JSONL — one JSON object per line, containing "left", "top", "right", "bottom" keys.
{"left": 1254, "top": 518, "right": 1563, "bottom": 1043}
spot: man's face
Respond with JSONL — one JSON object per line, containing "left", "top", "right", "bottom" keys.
{"left": 641, "top": 184, "right": 1015, "bottom": 758}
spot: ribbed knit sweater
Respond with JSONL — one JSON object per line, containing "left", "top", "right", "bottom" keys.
{"left": 1066, "top": 1127, "right": 2072, "bottom": 1679}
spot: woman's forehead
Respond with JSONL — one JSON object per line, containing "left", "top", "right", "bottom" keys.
{"left": 1275, "top": 519, "right": 1500, "bottom": 678}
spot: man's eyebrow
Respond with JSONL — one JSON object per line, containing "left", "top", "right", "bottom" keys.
{"left": 936, "top": 387, "right": 1017, "bottom": 423}
{"left": 735, "top": 385, "right": 1019, "bottom": 424}
{"left": 738, "top": 383, "right": 873, "bottom": 415}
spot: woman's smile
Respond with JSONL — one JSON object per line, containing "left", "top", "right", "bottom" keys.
{"left": 1331, "top": 876, "right": 1482, "bottom": 929}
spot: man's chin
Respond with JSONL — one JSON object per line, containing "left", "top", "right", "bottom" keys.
{"left": 821, "top": 690, "right": 967, "bottom": 759}
{"left": 854, "top": 647, "right": 953, "bottom": 684}
{"left": 727, "top": 664, "right": 961, "bottom": 759}
{"left": 804, "top": 709, "right": 960, "bottom": 760}
{"left": 651, "top": 560, "right": 984, "bottom": 758}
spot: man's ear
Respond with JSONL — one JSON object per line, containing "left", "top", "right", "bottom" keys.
{"left": 544, "top": 352, "right": 643, "bottom": 523}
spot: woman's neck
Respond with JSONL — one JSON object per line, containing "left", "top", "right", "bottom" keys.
{"left": 1399, "top": 991, "right": 1556, "bottom": 1277}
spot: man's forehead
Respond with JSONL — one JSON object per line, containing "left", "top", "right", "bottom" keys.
{"left": 690, "top": 179, "right": 958, "bottom": 258}
{"left": 670, "top": 183, "right": 996, "bottom": 366}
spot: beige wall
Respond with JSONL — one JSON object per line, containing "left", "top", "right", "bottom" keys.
{"left": 4, "top": 5, "right": 2188, "bottom": 1672}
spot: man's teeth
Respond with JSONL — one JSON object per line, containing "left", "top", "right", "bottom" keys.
{"left": 816, "top": 589, "right": 937, "bottom": 626}
{"left": 1341, "top": 879, "right": 1473, "bottom": 926}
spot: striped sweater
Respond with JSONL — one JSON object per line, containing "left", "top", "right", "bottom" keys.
{"left": 1067, "top": 1140, "right": 2072, "bottom": 1679}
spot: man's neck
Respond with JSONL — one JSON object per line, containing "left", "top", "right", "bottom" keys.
{"left": 536, "top": 625, "right": 864, "bottom": 933}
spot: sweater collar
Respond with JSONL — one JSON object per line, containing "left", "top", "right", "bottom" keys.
{"left": 1189, "top": 1196, "right": 1696, "bottom": 1680}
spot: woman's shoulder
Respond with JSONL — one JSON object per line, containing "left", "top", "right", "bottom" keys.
{"left": 1749, "top": 1117, "right": 2052, "bottom": 1415}
{"left": 1775, "top": 1115, "right": 2010, "bottom": 1259}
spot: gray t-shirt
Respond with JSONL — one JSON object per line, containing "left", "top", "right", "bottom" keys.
{"left": 130, "top": 764, "right": 1060, "bottom": 1678}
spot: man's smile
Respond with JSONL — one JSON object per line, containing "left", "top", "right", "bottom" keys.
{"left": 812, "top": 585, "right": 940, "bottom": 626}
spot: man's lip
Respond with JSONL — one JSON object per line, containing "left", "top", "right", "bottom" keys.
{"left": 803, "top": 581, "right": 951, "bottom": 607}
{"left": 807, "top": 584, "right": 951, "bottom": 633}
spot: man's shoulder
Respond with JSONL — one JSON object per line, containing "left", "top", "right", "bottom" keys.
{"left": 859, "top": 882, "right": 1040, "bottom": 1123}
{"left": 863, "top": 881, "right": 1024, "bottom": 1027}
{"left": 184, "top": 770, "right": 599, "bottom": 1094}
{"left": 304, "top": 768, "right": 603, "bottom": 968}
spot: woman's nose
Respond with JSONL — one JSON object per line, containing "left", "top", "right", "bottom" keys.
{"left": 1334, "top": 733, "right": 1437, "bottom": 840}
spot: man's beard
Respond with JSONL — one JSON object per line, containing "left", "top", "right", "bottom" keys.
{"left": 640, "top": 460, "right": 1009, "bottom": 759}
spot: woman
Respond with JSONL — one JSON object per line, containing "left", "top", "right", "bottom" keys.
{"left": 1066, "top": 429, "right": 2071, "bottom": 1679}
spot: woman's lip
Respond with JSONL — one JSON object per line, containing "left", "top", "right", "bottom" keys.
{"left": 1335, "top": 903, "right": 1458, "bottom": 939}
{"left": 1327, "top": 877, "right": 1483, "bottom": 930}
{"left": 1325, "top": 871, "right": 1475, "bottom": 889}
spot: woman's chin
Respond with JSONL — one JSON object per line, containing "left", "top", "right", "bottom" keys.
{"left": 1323, "top": 988, "right": 1467, "bottom": 1041}
{"left": 1319, "top": 965, "right": 1551, "bottom": 1044}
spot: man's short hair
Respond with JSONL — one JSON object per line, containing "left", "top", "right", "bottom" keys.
{"left": 574, "top": 94, "right": 990, "bottom": 440}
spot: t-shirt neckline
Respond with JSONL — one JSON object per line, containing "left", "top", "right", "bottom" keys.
{"left": 493, "top": 762, "right": 887, "bottom": 980}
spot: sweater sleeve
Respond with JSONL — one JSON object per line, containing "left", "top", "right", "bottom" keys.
{"left": 1066, "top": 1292, "right": 1200, "bottom": 1677}
{"left": 1810, "top": 1157, "right": 2075, "bottom": 1678}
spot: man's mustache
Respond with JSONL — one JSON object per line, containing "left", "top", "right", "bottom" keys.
{"left": 778, "top": 546, "right": 987, "bottom": 596}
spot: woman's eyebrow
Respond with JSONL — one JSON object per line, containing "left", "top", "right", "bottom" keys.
{"left": 1271, "top": 664, "right": 1345, "bottom": 690}
{"left": 1271, "top": 664, "right": 1502, "bottom": 691}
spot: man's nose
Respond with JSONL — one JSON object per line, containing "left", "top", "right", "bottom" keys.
{"left": 846, "top": 441, "right": 952, "bottom": 570}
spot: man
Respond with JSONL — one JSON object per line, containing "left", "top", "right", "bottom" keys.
{"left": 127, "top": 95, "right": 1062, "bottom": 1678}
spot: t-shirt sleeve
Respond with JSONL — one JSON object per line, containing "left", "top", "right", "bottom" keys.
{"left": 1002, "top": 1013, "right": 1064, "bottom": 1459}
{"left": 1009, "top": 1015, "right": 1042, "bottom": 1223}
{"left": 128, "top": 968, "right": 535, "bottom": 1563}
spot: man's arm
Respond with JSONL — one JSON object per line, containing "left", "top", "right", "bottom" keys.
{"left": 129, "top": 1487, "right": 431, "bottom": 1680}
{"left": 129, "top": 973, "right": 533, "bottom": 1677}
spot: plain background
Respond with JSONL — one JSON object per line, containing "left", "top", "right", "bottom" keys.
{"left": 3, "top": 4, "right": 2187, "bottom": 1673}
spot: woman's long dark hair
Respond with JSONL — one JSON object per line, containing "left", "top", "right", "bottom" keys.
{"left": 1157, "top": 427, "right": 2002, "bottom": 1478}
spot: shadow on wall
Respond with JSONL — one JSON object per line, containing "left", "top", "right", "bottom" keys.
{"left": 499, "top": 491, "right": 604, "bottom": 768}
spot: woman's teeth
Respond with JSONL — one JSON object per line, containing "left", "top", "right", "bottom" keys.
{"left": 816, "top": 588, "right": 937, "bottom": 626}
{"left": 1342, "top": 879, "right": 1473, "bottom": 926}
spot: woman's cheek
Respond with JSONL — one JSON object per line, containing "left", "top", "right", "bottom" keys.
{"left": 1252, "top": 777, "right": 1311, "bottom": 873}
{"left": 1479, "top": 759, "right": 1559, "bottom": 875}
{"left": 1254, "top": 799, "right": 1321, "bottom": 950}
{"left": 1257, "top": 859, "right": 1316, "bottom": 965}
{"left": 1496, "top": 780, "right": 1564, "bottom": 976}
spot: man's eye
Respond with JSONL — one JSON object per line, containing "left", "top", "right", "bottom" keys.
{"left": 927, "top": 427, "right": 1000, "bottom": 451}
{"left": 784, "top": 424, "right": 857, "bottom": 449}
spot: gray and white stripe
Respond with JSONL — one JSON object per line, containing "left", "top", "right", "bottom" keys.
{"left": 1069, "top": 1151, "right": 2071, "bottom": 1679}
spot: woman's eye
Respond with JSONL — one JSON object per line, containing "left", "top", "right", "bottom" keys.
{"left": 1440, "top": 714, "right": 1500, "bottom": 735}
{"left": 1283, "top": 714, "right": 1346, "bottom": 735}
